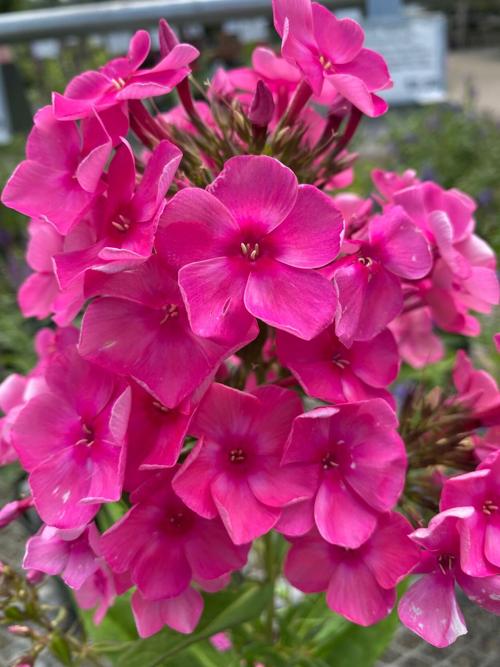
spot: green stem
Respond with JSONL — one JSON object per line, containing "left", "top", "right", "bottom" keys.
{"left": 264, "top": 533, "right": 277, "bottom": 642}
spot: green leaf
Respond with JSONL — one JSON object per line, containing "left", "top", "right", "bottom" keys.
{"left": 119, "top": 582, "right": 273, "bottom": 667}
{"left": 80, "top": 592, "right": 138, "bottom": 645}
{"left": 49, "top": 632, "right": 73, "bottom": 666}
{"left": 313, "top": 605, "right": 400, "bottom": 667}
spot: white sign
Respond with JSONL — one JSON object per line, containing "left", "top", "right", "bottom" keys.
{"left": 363, "top": 12, "right": 447, "bottom": 105}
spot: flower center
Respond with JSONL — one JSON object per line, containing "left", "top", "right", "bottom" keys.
{"left": 111, "top": 77, "right": 126, "bottom": 90}
{"left": 111, "top": 214, "right": 130, "bottom": 233}
{"left": 483, "top": 499, "right": 498, "bottom": 515}
{"left": 160, "top": 304, "right": 179, "bottom": 324}
{"left": 357, "top": 256, "right": 373, "bottom": 268}
{"left": 229, "top": 448, "right": 246, "bottom": 464}
{"left": 168, "top": 511, "right": 187, "bottom": 530}
{"left": 437, "top": 554, "right": 455, "bottom": 575}
{"left": 321, "top": 452, "right": 338, "bottom": 470}
{"left": 319, "top": 55, "right": 333, "bottom": 71}
{"left": 76, "top": 423, "right": 94, "bottom": 447}
{"left": 332, "top": 353, "right": 350, "bottom": 369}
{"left": 240, "top": 242, "right": 260, "bottom": 261}
{"left": 152, "top": 400, "right": 169, "bottom": 414}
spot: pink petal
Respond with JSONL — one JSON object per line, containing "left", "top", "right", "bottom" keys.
{"left": 314, "top": 473, "right": 378, "bottom": 547}
{"left": 158, "top": 187, "right": 240, "bottom": 269}
{"left": 132, "top": 588, "right": 203, "bottom": 638}
{"left": 312, "top": 5, "right": 364, "bottom": 64}
{"left": 334, "top": 48, "right": 392, "bottom": 91}
{"left": 207, "top": 155, "right": 298, "bottom": 234}
{"left": 327, "top": 73, "right": 386, "bottom": 117}
{"left": 18, "top": 273, "right": 59, "bottom": 320}
{"left": 275, "top": 498, "right": 314, "bottom": 536}
{"left": 251, "top": 385, "right": 303, "bottom": 455}
{"left": 272, "top": 0, "right": 314, "bottom": 40}
{"left": 185, "top": 519, "right": 248, "bottom": 581}
{"left": 134, "top": 539, "right": 191, "bottom": 600}
{"left": 211, "top": 472, "right": 281, "bottom": 544}
{"left": 249, "top": 461, "right": 318, "bottom": 507}
{"left": 456, "top": 570, "right": 500, "bottom": 615}
{"left": 128, "top": 30, "right": 151, "bottom": 69}
{"left": 326, "top": 558, "right": 395, "bottom": 626}
{"left": 485, "top": 514, "right": 500, "bottom": 568}
{"left": 398, "top": 573, "right": 467, "bottom": 648}
{"left": 349, "top": 329, "right": 400, "bottom": 387}
{"left": 245, "top": 258, "right": 336, "bottom": 340}
{"left": 173, "top": 438, "right": 220, "bottom": 519}
{"left": 179, "top": 257, "right": 256, "bottom": 344}
{"left": 284, "top": 533, "right": 336, "bottom": 592}
{"left": 266, "top": 184, "right": 343, "bottom": 269}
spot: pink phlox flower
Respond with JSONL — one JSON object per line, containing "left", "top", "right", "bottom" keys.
{"left": 23, "top": 523, "right": 100, "bottom": 589}
{"left": 100, "top": 468, "right": 249, "bottom": 601}
{"left": 327, "top": 205, "right": 432, "bottom": 345}
{"left": 1, "top": 105, "right": 111, "bottom": 235}
{"left": 452, "top": 350, "right": 500, "bottom": 424}
{"left": 276, "top": 325, "right": 399, "bottom": 405}
{"left": 11, "top": 346, "right": 131, "bottom": 529}
{"left": 173, "top": 383, "right": 312, "bottom": 544}
{"left": 388, "top": 306, "right": 444, "bottom": 369}
{"left": 285, "top": 512, "right": 420, "bottom": 625}
{"left": 159, "top": 155, "right": 344, "bottom": 342}
{"left": 398, "top": 507, "right": 500, "bottom": 647}
{"left": 371, "top": 168, "right": 419, "bottom": 205}
{"left": 52, "top": 30, "right": 199, "bottom": 120}
{"left": 272, "top": 0, "right": 392, "bottom": 116}
{"left": 276, "top": 400, "right": 406, "bottom": 547}
{"left": 53, "top": 139, "right": 182, "bottom": 287}
{"left": 440, "top": 454, "right": 500, "bottom": 576}
{"left": 79, "top": 255, "right": 251, "bottom": 410}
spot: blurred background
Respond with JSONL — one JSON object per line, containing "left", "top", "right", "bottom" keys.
{"left": 0, "top": 2, "right": 499, "bottom": 664}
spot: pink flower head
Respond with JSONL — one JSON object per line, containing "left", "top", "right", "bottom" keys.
{"left": 272, "top": 0, "right": 392, "bottom": 116}
{"left": 53, "top": 139, "right": 181, "bottom": 288}
{"left": 18, "top": 219, "right": 87, "bottom": 325}
{"left": 100, "top": 469, "right": 248, "bottom": 600}
{"left": 277, "top": 401, "right": 406, "bottom": 547}
{"left": 371, "top": 168, "right": 419, "bottom": 204}
{"left": 11, "top": 347, "right": 131, "bottom": 528}
{"left": 453, "top": 350, "right": 500, "bottom": 424}
{"left": 173, "top": 383, "right": 312, "bottom": 544}
{"left": 394, "top": 182, "right": 476, "bottom": 279}
{"left": 131, "top": 586, "right": 203, "bottom": 638}
{"left": 79, "top": 256, "right": 250, "bottom": 409}
{"left": 328, "top": 206, "right": 432, "bottom": 345}
{"left": 398, "top": 508, "right": 500, "bottom": 647}
{"left": 1, "top": 106, "right": 111, "bottom": 235}
{"left": 285, "top": 512, "right": 420, "bottom": 625}
{"left": 389, "top": 306, "right": 444, "bottom": 369}
{"left": 276, "top": 326, "right": 399, "bottom": 405}
{"left": 160, "top": 155, "right": 343, "bottom": 342}
{"left": 440, "top": 455, "right": 500, "bottom": 576}
{"left": 23, "top": 524, "right": 99, "bottom": 589}
{"left": 75, "top": 558, "right": 118, "bottom": 625}
{"left": 53, "top": 30, "right": 199, "bottom": 120}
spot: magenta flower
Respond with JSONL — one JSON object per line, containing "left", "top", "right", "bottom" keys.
{"left": 132, "top": 586, "right": 203, "bottom": 638}
{"left": 53, "top": 30, "right": 199, "bottom": 120}
{"left": 276, "top": 326, "right": 399, "bottom": 405}
{"left": 285, "top": 513, "right": 420, "bottom": 625}
{"left": 1, "top": 106, "right": 111, "bottom": 235}
{"left": 452, "top": 350, "right": 500, "bottom": 423}
{"left": 389, "top": 307, "right": 444, "bottom": 369}
{"left": 54, "top": 140, "right": 181, "bottom": 289}
{"left": 272, "top": 0, "right": 391, "bottom": 116}
{"left": 328, "top": 206, "right": 432, "bottom": 345}
{"left": 371, "top": 168, "right": 419, "bottom": 205}
{"left": 277, "top": 401, "right": 406, "bottom": 547}
{"left": 173, "top": 383, "right": 313, "bottom": 544}
{"left": 100, "top": 469, "right": 248, "bottom": 600}
{"left": 23, "top": 524, "right": 99, "bottom": 589}
{"left": 440, "top": 454, "right": 500, "bottom": 576}
{"left": 160, "top": 155, "right": 343, "bottom": 342}
{"left": 79, "top": 256, "right": 251, "bottom": 409}
{"left": 75, "top": 558, "right": 118, "bottom": 625}
{"left": 398, "top": 508, "right": 500, "bottom": 647}
{"left": 11, "top": 347, "right": 131, "bottom": 528}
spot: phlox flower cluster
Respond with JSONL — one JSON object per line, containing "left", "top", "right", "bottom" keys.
{"left": 0, "top": 0, "right": 499, "bottom": 650}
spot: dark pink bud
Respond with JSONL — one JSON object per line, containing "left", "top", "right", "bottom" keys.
{"left": 159, "top": 19, "right": 179, "bottom": 57}
{"left": 0, "top": 497, "right": 33, "bottom": 528}
{"left": 26, "top": 570, "right": 45, "bottom": 585}
{"left": 249, "top": 81, "right": 275, "bottom": 128}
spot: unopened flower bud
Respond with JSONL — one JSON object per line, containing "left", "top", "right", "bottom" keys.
{"left": 26, "top": 570, "right": 45, "bottom": 585}
{"left": 8, "top": 625, "right": 31, "bottom": 637}
{"left": 0, "top": 497, "right": 33, "bottom": 528}
{"left": 249, "top": 80, "right": 274, "bottom": 128}
{"left": 158, "top": 18, "right": 179, "bottom": 57}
